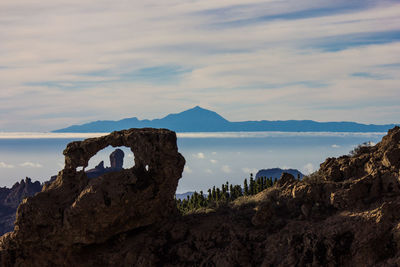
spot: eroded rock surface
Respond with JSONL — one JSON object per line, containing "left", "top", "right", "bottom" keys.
{"left": 0, "top": 128, "right": 185, "bottom": 266}
{"left": 0, "top": 178, "right": 41, "bottom": 236}
{"left": 1, "top": 127, "right": 400, "bottom": 266}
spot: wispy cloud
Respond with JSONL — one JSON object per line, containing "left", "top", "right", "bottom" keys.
{"left": 302, "top": 163, "right": 315, "bottom": 175}
{"left": 19, "top": 162, "right": 43, "bottom": 168}
{"left": 242, "top": 167, "right": 258, "bottom": 174}
{"left": 0, "top": 0, "right": 400, "bottom": 131}
{"left": 221, "top": 165, "right": 232, "bottom": 173}
{"left": 184, "top": 166, "right": 193, "bottom": 174}
{"left": 0, "top": 162, "right": 15, "bottom": 168}
{"left": 193, "top": 152, "right": 205, "bottom": 159}
{"left": 350, "top": 72, "right": 389, "bottom": 80}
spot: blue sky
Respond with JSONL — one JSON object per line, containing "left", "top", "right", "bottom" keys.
{"left": 0, "top": 0, "right": 400, "bottom": 131}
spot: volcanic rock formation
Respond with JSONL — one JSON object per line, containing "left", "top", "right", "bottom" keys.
{"left": 0, "top": 178, "right": 41, "bottom": 236}
{"left": 1, "top": 127, "right": 400, "bottom": 266}
{"left": 0, "top": 148, "right": 130, "bottom": 235}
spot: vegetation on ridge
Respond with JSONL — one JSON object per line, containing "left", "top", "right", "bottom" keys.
{"left": 176, "top": 173, "right": 301, "bottom": 214}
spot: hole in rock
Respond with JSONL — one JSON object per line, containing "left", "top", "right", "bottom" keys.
{"left": 145, "top": 165, "right": 149, "bottom": 171}
{"left": 76, "top": 166, "right": 84, "bottom": 172}
{"left": 86, "top": 146, "right": 134, "bottom": 178}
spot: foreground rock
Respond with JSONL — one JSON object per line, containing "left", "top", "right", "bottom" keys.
{"left": 0, "top": 178, "right": 41, "bottom": 236}
{"left": 0, "top": 128, "right": 185, "bottom": 266}
{"left": 1, "top": 127, "right": 400, "bottom": 266}
{"left": 0, "top": 148, "right": 130, "bottom": 235}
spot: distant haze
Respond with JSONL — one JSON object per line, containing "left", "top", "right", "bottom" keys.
{"left": 0, "top": 0, "right": 400, "bottom": 131}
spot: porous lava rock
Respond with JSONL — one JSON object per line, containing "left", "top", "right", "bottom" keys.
{"left": 2, "top": 127, "right": 400, "bottom": 266}
{"left": 0, "top": 128, "right": 185, "bottom": 266}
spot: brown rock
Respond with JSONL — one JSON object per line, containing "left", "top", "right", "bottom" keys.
{"left": 2, "top": 126, "right": 400, "bottom": 266}
{"left": 0, "top": 128, "right": 185, "bottom": 265}
{"left": 276, "top": 172, "right": 295, "bottom": 186}
{"left": 0, "top": 177, "right": 42, "bottom": 235}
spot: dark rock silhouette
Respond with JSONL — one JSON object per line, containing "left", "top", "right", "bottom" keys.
{"left": 0, "top": 178, "right": 41, "bottom": 235}
{"left": 256, "top": 167, "right": 303, "bottom": 180}
{"left": 85, "top": 148, "right": 126, "bottom": 178}
{"left": 110, "top": 148, "right": 124, "bottom": 169}
{"left": 0, "top": 128, "right": 185, "bottom": 266}
{"left": 0, "top": 149, "right": 130, "bottom": 235}
{"left": 1, "top": 127, "right": 400, "bottom": 266}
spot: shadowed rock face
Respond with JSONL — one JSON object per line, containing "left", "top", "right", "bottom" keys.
{"left": 1, "top": 127, "right": 400, "bottom": 266}
{"left": 0, "top": 178, "right": 41, "bottom": 236}
{"left": 0, "top": 128, "right": 185, "bottom": 265}
{"left": 110, "top": 148, "right": 124, "bottom": 169}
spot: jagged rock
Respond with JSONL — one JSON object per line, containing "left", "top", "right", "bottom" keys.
{"left": 275, "top": 172, "right": 295, "bottom": 187}
{"left": 0, "top": 178, "right": 42, "bottom": 235}
{"left": 85, "top": 149, "right": 125, "bottom": 178}
{"left": 0, "top": 149, "right": 132, "bottom": 235}
{"left": 95, "top": 160, "right": 105, "bottom": 170}
{"left": 1, "top": 127, "right": 400, "bottom": 266}
{"left": 0, "top": 128, "right": 185, "bottom": 265}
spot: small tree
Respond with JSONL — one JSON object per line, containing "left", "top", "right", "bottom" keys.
{"left": 249, "top": 174, "right": 255, "bottom": 195}
{"left": 244, "top": 178, "right": 249, "bottom": 196}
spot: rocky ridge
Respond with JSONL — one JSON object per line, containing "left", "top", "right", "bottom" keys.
{"left": 0, "top": 148, "right": 128, "bottom": 235}
{"left": 1, "top": 127, "right": 400, "bottom": 266}
{"left": 0, "top": 178, "right": 41, "bottom": 236}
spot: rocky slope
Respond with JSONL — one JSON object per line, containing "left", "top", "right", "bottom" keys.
{"left": 0, "top": 148, "right": 127, "bottom": 235}
{"left": 1, "top": 127, "right": 400, "bottom": 266}
{"left": 0, "top": 178, "right": 41, "bottom": 236}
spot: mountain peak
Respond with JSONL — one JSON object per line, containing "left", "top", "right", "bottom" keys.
{"left": 182, "top": 106, "right": 213, "bottom": 113}
{"left": 161, "top": 106, "right": 229, "bottom": 126}
{"left": 53, "top": 107, "right": 398, "bottom": 133}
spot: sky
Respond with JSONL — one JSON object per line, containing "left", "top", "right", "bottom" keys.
{"left": 1, "top": 0, "right": 400, "bottom": 132}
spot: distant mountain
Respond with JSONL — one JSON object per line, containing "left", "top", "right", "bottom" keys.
{"left": 255, "top": 168, "right": 304, "bottom": 180}
{"left": 175, "top": 192, "right": 195, "bottom": 200}
{"left": 175, "top": 191, "right": 208, "bottom": 200}
{"left": 53, "top": 106, "right": 397, "bottom": 133}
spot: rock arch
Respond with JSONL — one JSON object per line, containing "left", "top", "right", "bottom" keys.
{"left": 4, "top": 128, "right": 185, "bottom": 251}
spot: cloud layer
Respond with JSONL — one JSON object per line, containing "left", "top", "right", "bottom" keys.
{"left": 1, "top": 0, "right": 400, "bottom": 131}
